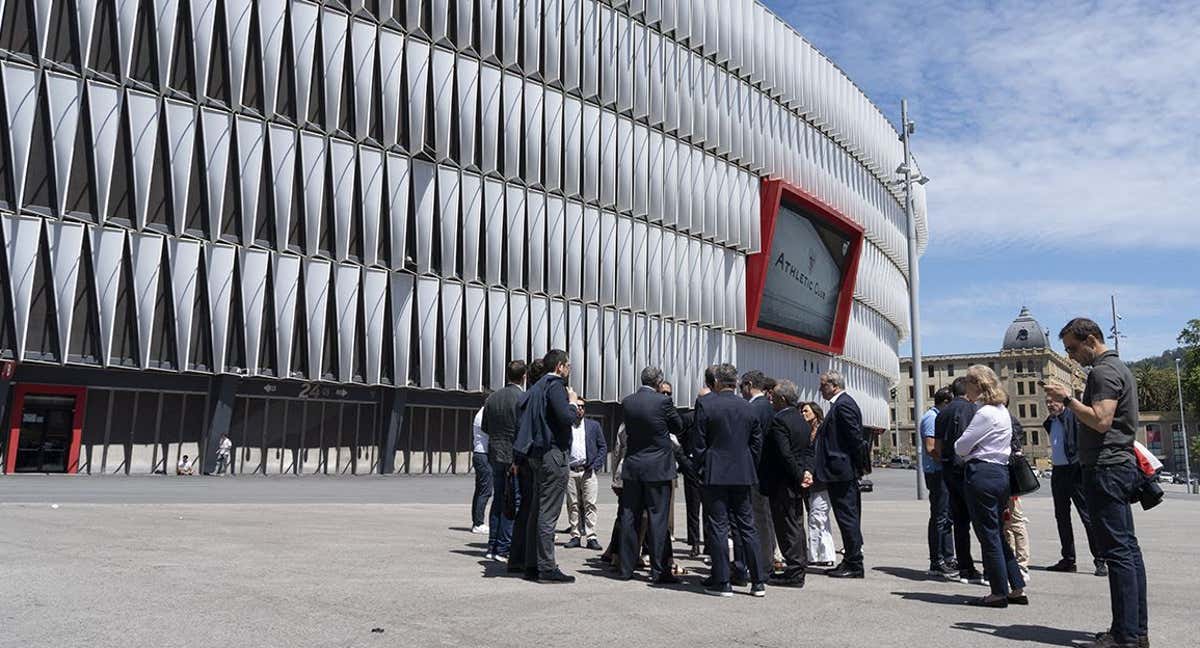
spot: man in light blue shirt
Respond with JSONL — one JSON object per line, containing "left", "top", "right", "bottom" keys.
{"left": 1043, "top": 397, "right": 1104, "bottom": 576}
{"left": 922, "top": 387, "right": 955, "bottom": 575}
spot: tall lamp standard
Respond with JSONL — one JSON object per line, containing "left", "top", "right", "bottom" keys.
{"left": 894, "top": 99, "right": 930, "bottom": 500}
{"left": 1175, "top": 357, "right": 1195, "bottom": 494}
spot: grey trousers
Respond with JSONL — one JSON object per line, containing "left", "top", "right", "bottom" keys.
{"left": 525, "top": 448, "right": 570, "bottom": 574}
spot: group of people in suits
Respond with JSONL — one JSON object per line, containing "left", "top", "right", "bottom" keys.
{"left": 612, "top": 362, "right": 870, "bottom": 597}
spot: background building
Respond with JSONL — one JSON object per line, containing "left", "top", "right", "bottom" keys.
{"left": 889, "top": 307, "right": 1085, "bottom": 466}
{"left": 0, "top": 1, "right": 925, "bottom": 476}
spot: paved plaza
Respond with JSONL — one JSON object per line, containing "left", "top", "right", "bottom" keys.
{"left": 2, "top": 471, "right": 1197, "bottom": 648}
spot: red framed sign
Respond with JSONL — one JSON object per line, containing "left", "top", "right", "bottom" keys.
{"left": 745, "top": 178, "right": 865, "bottom": 356}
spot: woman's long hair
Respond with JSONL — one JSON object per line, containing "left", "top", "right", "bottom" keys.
{"left": 966, "top": 364, "right": 1007, "bottom": 406}
{"left": 802, "top": 401, "right": 825, "bottom": 433}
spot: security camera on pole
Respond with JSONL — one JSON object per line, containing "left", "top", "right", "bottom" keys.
{"left": 893, "top": 99, "right": 930, "bottom": 500}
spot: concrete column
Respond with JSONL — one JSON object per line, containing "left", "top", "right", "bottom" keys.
{"left": 379, "top": 388, "right": 408, "bottom": 474}
{"left": 201, "top": 375, "right": 240, "bottom": 474}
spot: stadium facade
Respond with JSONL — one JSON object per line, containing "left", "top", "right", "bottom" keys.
{"left": 0, "top": 0, "right": 927, "bottom": 475}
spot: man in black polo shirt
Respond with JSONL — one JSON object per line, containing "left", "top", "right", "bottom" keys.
{"left": 933, "top": 376, "right": 984, "bottom": 584}
{"left": 1044, "top": 318, "right": 1148, "bottom": 648}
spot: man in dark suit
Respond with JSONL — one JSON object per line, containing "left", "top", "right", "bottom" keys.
{"left": 675, "top": 373, "right": 713, "bottom": 559}
{"left": 933, "top": 376, "right": 986, "bottom": 584}
{"left": 511, "top": 350, "right": 579, "bottom": 583}
{"left": 483, "top": 360, "right": 526, "bottom": 560}
{"left": 760, "top": 379, "right": 814, "bottom": 586}
{"left": 812, "top": 370, "right": 867, "bottom": 578}
{"left": 617, "top": 367, "right": 685, "bottom": 582}
{"left": 741, "top": 370, "right": 779, "bottom": 574}
{"left": 694, "top": 363, "right": 768, "bottom": 598}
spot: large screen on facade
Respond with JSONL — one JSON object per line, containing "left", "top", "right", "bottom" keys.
{"left": 757, "top": 201, "right": 855, "bottom": 346}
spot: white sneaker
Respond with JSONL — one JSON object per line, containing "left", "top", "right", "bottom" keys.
{"left": 484, "top": 551, "right": 495, "bottom": 560}
{"left": 471, "top": 525, "right": 489, "bottom": 534}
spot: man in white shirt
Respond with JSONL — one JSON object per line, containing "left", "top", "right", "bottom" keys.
{"left": 470, "top": 405, "right": 492, "bottom": 534}
{"left": 565, "top": 398, "right": 606, "bottom": 550}
{"left": 216, "top": 434, "right": 233, "bottom": 475}
{"left": 176, "top": 455, "right": 194, "bottom": 476}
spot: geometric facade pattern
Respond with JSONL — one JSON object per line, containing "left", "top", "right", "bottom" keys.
{"left": 0, "top": 0, "right": 927, "bottom": 428}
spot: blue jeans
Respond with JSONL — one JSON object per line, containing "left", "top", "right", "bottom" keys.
{"left": 925, "top": 471, "right": 954, "bottom": 565}
{"left": 965, "top": 461, "right": 1025, "bottom": 597}
{"left": 471, "top": 453, "right": 493, "bottom": 527}
{"left": 1084, "top": 462, "right": 1149, "bottom": 642}
{"left": 487, "top": 461, "right": 518, "bottom": 554}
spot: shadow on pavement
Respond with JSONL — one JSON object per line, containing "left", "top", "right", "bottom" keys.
{"left": 952, "top": 622, "right": 1095, "bottom": 647}
{"left": 891, "top": 591, "right": 977, "bottom": 606}
{"left": 874, "top": 566, "right": 942, "bottom": 582}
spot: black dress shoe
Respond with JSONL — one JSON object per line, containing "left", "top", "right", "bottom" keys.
{"left": 688, "top": 544, "right": 702, "bottom": 559}
{"left": 967, "top": 596, "right": 1008, "bottom": 608}
{"left": 770, "top": 574, "right": 806, "bottom": 588}
{"left": 564, "top": 537, "right": 581, "bottom": 549}
{"left": 1007, "top": 594, "right": 1030, "bottom": 605}
{"left": 586, "top": 538, "right": 603, "bottom": 551}
{"left": 522, "top": 570, "right": 539, "bottom": 581}
{"left": 652, "top": 572, "right": 681, "bottom": 584}
{"left": 827, "top": 566, "right": 865, "bottom": 579}
{"left": 1046, "top": 559, "right": 1077, "bottom": 572}
{"left": 506, "top": 564, "right": 525, "bottom": 574}
{"left": 538, "top": 569, "right": 576, "bottom": 583}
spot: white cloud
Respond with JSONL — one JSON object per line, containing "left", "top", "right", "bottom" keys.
{"left": 765, "top": 0, "right": 1200, "bottom": 254}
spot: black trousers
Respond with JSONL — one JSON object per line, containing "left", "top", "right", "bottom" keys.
{"left": 1051, "top": 463, "right": 1099, "bottom": 563}
{"left": 942, "top": 463, "right": 976, "bottom": 574}
{"left": 768, "top": 483, "right": 808, "bottom": 579}
{"left": 1084, "top": 463, "right": 1149, "bottom": 643}
{"left": 507, "top": 462, "right": 536, "bottom": 573}
{"left": 527, "top": 448, "right": 570, "bottom": 574}
{"left": 826, "top": 479, "right": 864, "bottom": 569}
{"left": 704, "top": 484, "right": 768, "bottom": 586}
{"left": 619, "top": 479, "right": 673, "bottom": 578}
{"left": 925, "top": 471, "right": 954, "bottom": 565}
{"left": 684, "top": 476, "right": 704, "bottom": 546}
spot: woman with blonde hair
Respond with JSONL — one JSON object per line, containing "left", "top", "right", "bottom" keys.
{"left": 801, "top": 402, "right": 837, "bottom": 566}
{"left": 954, "top": 365, "right": 1027, "bottom": 607}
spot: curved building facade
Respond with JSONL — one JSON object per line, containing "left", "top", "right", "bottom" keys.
{"left": 0, "top": 0, "right": 926, "bottom": 475}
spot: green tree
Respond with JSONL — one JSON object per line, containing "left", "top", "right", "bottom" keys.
{"left": 1178, "top": 319, "right": 1200, "bottom": 416}
{"left": 1134, "top": 365, "right": 1178, "bottom": 411}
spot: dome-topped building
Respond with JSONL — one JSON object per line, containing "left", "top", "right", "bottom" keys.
{"left": 1002, "top": 307, "right": 1052, "bottom": 351}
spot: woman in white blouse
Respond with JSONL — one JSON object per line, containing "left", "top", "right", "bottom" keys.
{"left": 954, "top": 365, "right": 1028, "bottom": 608}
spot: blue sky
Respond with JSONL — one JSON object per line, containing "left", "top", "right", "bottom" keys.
{"left": 763, "top": 0, "right": 1200, "bottom": 361}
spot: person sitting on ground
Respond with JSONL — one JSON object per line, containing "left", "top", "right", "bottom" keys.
{"left": 176, "top": 455, "right": 194, "bottom": 476}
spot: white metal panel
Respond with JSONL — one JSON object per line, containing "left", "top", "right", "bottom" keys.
{"left": 563, "top": 201, "right": 583, "bottom": 299}
{"left": 543, "top": 0, "right": 562, "bottom": 84}
{"left": 330, "top": 138, "right": 357, "bottom": 261}
{"left": 562, "top": 95, "right": 582, "bottom": 198}
{"left": 208, "top": 243, "right": 238, "bottom": 374}
{"left": 483, "top": 177, "right": 505, "bottom": 284}
{"left": 391, "top": 272, "right": 415, "bottom": 386}
{"left": 430, "top": 0, "right": 451, "bottom": 43}
{"left": 618, "top": 310, "right": 635, "bottom": 396}
{"left": 460, "top": 172, "right": 483, "bottom": 282}
{"left": 271, "top": 253, "right": 301, "bottom": 378}
{"left": 660, "top": 229, "right": 675, "bottom": 319}
{"left": 508, "top": 290, "right": 529, "bottom": 363}
{"left": 43, "top": 72, "right": 82, "bottom": 217}
{"left": 486, "top": 286, "right": 507, "bottom": 388}
{"left": 616, "top": 116, "right": 633, "bottom": 213}
{"left": 1, "top": 215, "right": 41, "bottom": 360}
{"left": 580, "top": 0, "right": 600, "bottom": 99}
{"left": 584, "top": 303, "right": 601, "bottom": 399}
{"left": 581, "top": 206, "right": 600, "bottom": 303}
{"left": 615, "top": 214, "right": 631, "bottom": 309}
{"left": 646, "top": 225, "right": 661, "bottom": 315}
{"left": 236, "top": 116, "right": 265, "bottom": 246}
{"left": 415, "top": 275, "right": 439, "bottom": 387}
{"left": 504, "top": 185, "right": 526, "bottom": 289}
{"left": 46, "top": 220, "right": 85, "bottom": 355}
{"left": 298, "top": 132, "right": 326, "bottom": 254}
{"left": 88, "top": 225, "right": 125, "bottom": 366}
{"left": 479, "top": 0, "right": 498, "bottom": 60}
{"left": 464, "top": 284, "right": 486, "bottom": 390}
{"left": 441, "top": 281, "right": 464, "bottom": 389}
{"left": 226, "top": 0, "right": 254, "bottom": 106}
{"left": 478, "top": 63, "right": 502, "bottom": 174}
{"left": 239, "top": 247, "right": 270, "bottom": 375}
{"left": 632, "top": 123, "right": 649, "bottom": 218}
{"left": 581, "top": 102, "right": 600, "bottom": 202}
{"left": 362, "top": 267, "right": 388, "bottom": 384}
{"left": 523, "top": 80, "right": 544, "bottom": 186}
{"left": 359, "top": 146, "right": 385, "bottom": 267}
{"left": 169, "top": 238, "right": 203, "bottom": 370}
{"left": 163, "top": 100, "right": 197, "bottom": 234}
{"left": 598, "top": 210, "right": 616, "bottom": 306}
{"left": 529, "top": 295, "right": 548, "bottom": 360}
{"left": 379, "top": 28, "right": 406, "bottom": 147}
{"left": 500, "top": 0, "right": 519, "bottom": 67}
{"left": 562, "top": 0, "right": 581, "bottom": 92}
{"left": 291, "top": 1, "right": 320, "bottom": 124}
{"left": 351, "top": 19, "right": 376, "bottom": 140}
{"left": 615, "top": 13, "right": 633, "bottom": 114}
{"left": 320, "top": 7, "right": 349, "bottom": 129}
{"left": 544, "top": 89, "right": 563, "bottom": 193}
{"left": 258, "top": 0, "right": 287, "bottom": 116}
{"left": 411, "top": 159, "right": 437, "bottom": 274}
{"left": 454, "top": 55, "right": 479, "bottom": 169}
{"left": 432, "top": 47, "right": 455, "bottom": 162}
{"left": 526, "top": 190, "right": 546, "bottom": 294}
{"left": 568, "top": 301, "right": 586, "bottom": 393}
{"left": 385, "top": 153, "right": 411, "bottom": 270}
{"left": 201, "top": 108, "right": 232, "bottom": 238}
{"left": 631, "top": 219, "right": 648, "bottom": 312}
{"left": 632, "top": 21, "right": 649, "bottom": 119}
{"left": 501, "top": 71, "right": 522, "bottom": 179}
{"left": 406, "top": 38, "right": 431, "bottom": 153}
{"left": 599, "top": 109, "right": 617, "bottom": 208}
{"left": 601, "top": 307, "right": 618, "bottom": 402}
{"left": 545, "top": 196, "right": 565, "bottom": 297}
{"left": 437, "top": 165, "right": 460, "bottom": 276}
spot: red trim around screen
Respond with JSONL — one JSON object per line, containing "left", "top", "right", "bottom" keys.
{"left": 5, "top": 384, "right": 88, "bottom": 474}
{"left": 745, "top": 178, "right": 865, "bottom": 356}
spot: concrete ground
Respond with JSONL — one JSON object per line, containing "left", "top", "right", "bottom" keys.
{"left": 1, "top": 470, "right": 1196, "bottom": 648}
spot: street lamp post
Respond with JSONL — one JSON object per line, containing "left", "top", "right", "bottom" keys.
{"left": 898, "top": 99, "right": 928, "bottom": 501}
{"left": 1175, "top": 358, "right": 1194, "bottom": 494}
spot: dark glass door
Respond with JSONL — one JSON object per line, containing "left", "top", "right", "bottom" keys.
{"left": 13, "top": 395, "right": 78, "bottom": 472}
